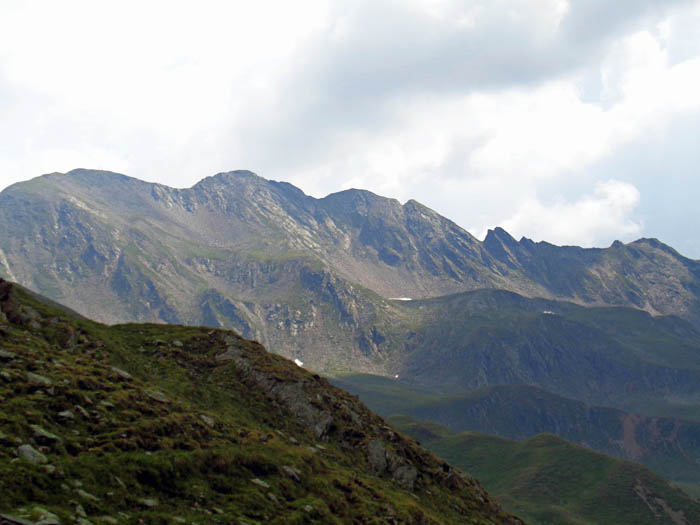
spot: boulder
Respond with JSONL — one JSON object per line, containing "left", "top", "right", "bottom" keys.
{"left": 17, "top": 444, "right": 47, "bottom": 464}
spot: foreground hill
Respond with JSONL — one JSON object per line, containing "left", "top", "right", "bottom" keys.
{"left": 390, "top": 416, "right": 700, "bottom": 525}
{"left": 0, "top": 278, "right": 519, "bottom": 524}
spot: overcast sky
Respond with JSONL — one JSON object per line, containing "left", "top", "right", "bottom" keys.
{"left": 1, "top": 1, "right": 700, "bottom": 257}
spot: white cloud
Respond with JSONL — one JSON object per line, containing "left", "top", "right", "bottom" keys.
{"left": 1, "top": 0, "right": 700, "bottom": 255}
{"left": 499, "top": 180, "right": 642, "bottom": 246}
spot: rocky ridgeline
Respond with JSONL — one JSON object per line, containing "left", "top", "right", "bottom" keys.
{"left": 0, "top": 279, "right": 520, "bottom": 524}
{"left": 2, "top": 169, "right": 700, "bottom": 379}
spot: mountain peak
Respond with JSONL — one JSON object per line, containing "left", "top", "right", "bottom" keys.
{"left": 62, "top": 168, "right": 140, "bottom": 185}
{"left": 65, "top": 168, "right": 126, "bottom": 177}
{"left": 320, "top": 188, "right": 403, "bottom": 217}
{"left": 193, "top": 170, "right": 266, "bottom": 188}
{"left": 484, "top": 227, "right": 517, "bottom": 244}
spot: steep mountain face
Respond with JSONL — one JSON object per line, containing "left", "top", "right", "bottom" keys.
{"left": 390, "top": 416, "right": 700, "bottom": 525}
{"left": 2, "top": 169, "right": 700, "bottom": 334}
{"left": 0, "top": 278, "right": 520, "bottom": 524}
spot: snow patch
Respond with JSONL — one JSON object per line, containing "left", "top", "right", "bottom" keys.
{"left": 294, "top": 358, "right": 304, "bottom": 367}
{"left": 389, "top": 297, "right": 412, "bottom": 301}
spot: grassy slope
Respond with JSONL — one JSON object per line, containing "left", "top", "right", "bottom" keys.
{"left": 0, "top": 280, "right": 519, "bottom": 525}
{"left": 331, "top": 374, "right": 700, "bottom": 485}
{"left": 395, "top": 291, "right": 700, "bottom": 419}
{"left": 390, "top": 416, "right": 700, "bottom": 525}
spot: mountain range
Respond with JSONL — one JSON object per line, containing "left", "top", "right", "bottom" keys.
{"left": 3, "top": 168, "right": 700, "bottom": 511}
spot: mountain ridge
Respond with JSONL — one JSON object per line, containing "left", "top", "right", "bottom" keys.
{"left": 3, "top": 168, "right": 700, "bottom": 376}
{"left": 3, "top": 168, "right": 699, "bottom": 307}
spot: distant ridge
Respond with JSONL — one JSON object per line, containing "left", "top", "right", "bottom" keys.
{"left": 391, "top": 416, "right": 700, "bottom": 525}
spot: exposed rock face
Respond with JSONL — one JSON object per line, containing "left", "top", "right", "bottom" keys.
{"left": 367, "top": 438, "right": 418, "bottom": 490}
{"left": 2, "top": 169, "right": 700, "bottom": 376}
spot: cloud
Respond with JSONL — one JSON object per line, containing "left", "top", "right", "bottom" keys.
{"left": 498, "top": 180, "right": 642, "bottom": 246}
{"left": 1, "top": 1, "right": 700, "bottom": 255}
{"left": 232, "top": 0, "right": 691, "bottom": 175}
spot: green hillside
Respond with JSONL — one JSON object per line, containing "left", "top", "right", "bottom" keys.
{"left": 0, "top": 278, "right": 520, "bottom": 524}
{"left": 390, "top": 416, "right": 700, "bottom": 525}
{"left": 331, "top": 375, "right": 700, "bottom": 485}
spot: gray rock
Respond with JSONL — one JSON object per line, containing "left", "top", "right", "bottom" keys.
{"left": 58, "top": 409, "right": 75, "bottom": 419}
{"left": 17, "top": 444, "right": 47, "bottom": 464}
{"left": 251, "top": 478, "right": 270, "bottom": 488}
{"left": 27, "top": 372, "right": 52, "bottom": 386}
{"left": 199, "top": 414, "right": 215, "bottom": 427}
{"left": 366, "top": 439, "right": 418, "bottom": 490}
{"left": 144, "top": 389, "right": 169, "bottom": 403}
{"left": 76, "top": 489, "right": 100, "bottom": 502}
{"left": 367, "top": 439, "right": 387, "bottom": 472}
{"left": 110, "top": 367, "right": 132, "bottom": 380}
{"left": 281, "top": 465, "right": 301, "bottom": 482}
{"left": 215, "top": 346, "right": 241, "bottom": 362}
{"left": 137, "top": 498, "right": 158, "bottom": 508}
{"left": 392, "top": 464, "right": 418, "bottom": 490}
{"left": 0, "top": 349, "right": 16, "bottom": 360}
{"left": 172, "top": 340, "right": 183, "bottom": 347}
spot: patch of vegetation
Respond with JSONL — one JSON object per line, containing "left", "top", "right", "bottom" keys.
{"left": 334, "top": 375, "right": 700, "bottom": 487}
{"left": 391, "top": 416, "right": 700, "bottom": 525}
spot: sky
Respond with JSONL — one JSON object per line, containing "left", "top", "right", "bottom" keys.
{"left": 1, "top": 0, "right": 700, "bottom": 257}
